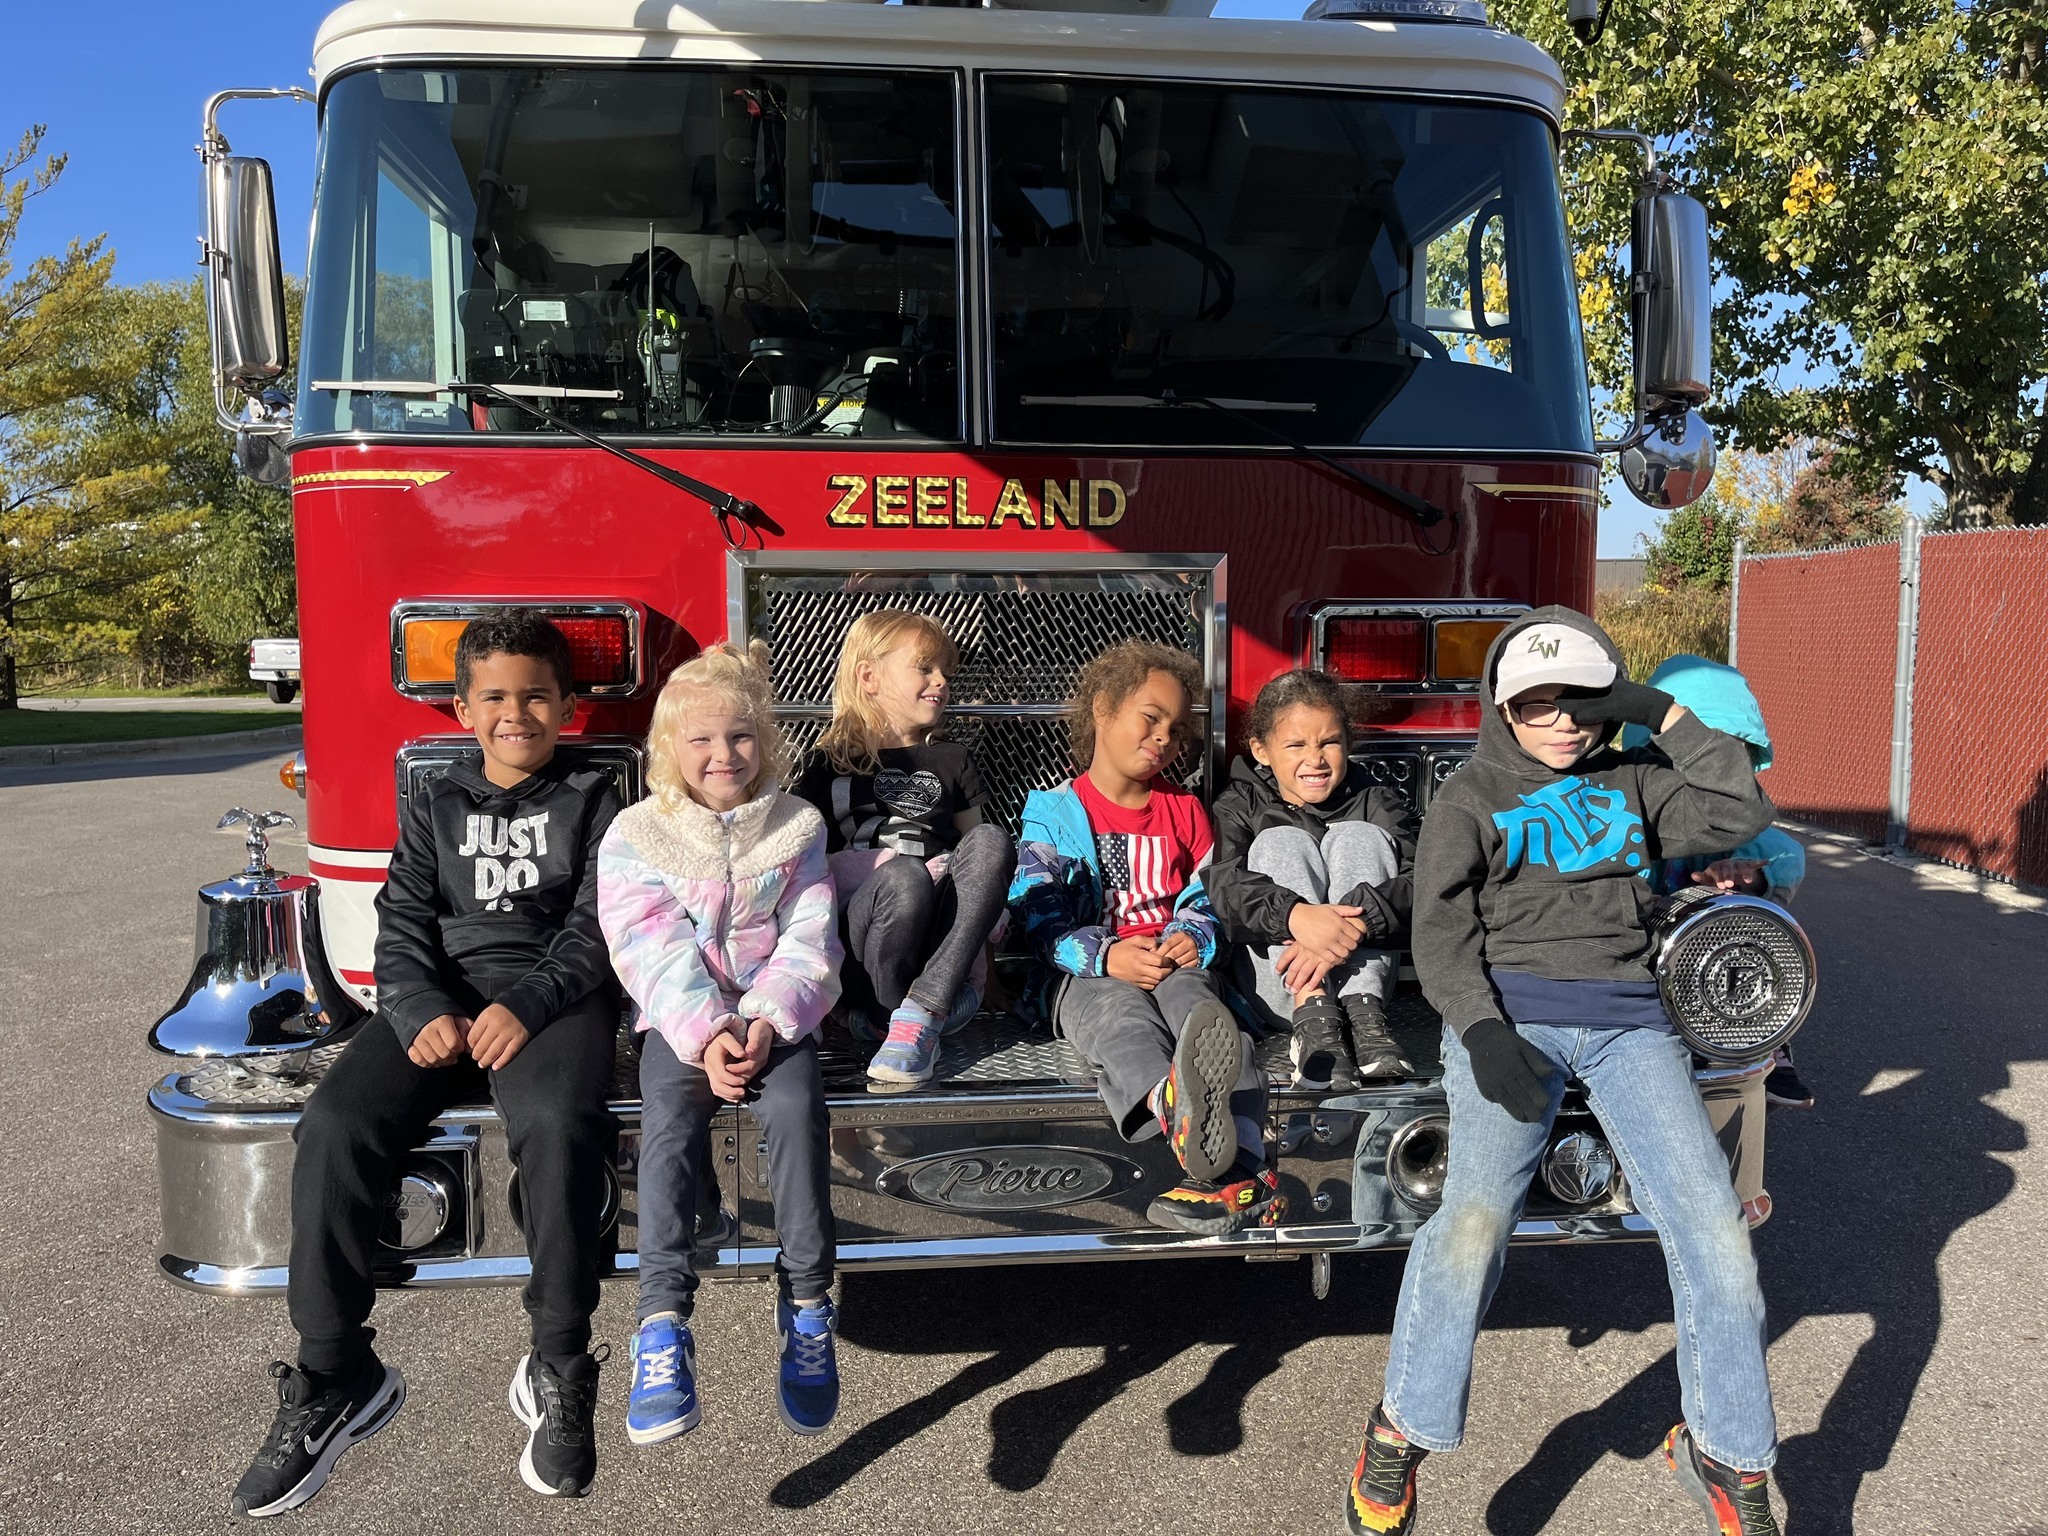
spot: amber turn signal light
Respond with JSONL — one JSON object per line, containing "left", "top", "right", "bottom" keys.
{"left": 401, "top": 618, "right": 469, "bottom": 688}
{"left": 1434, "top": 619, "right": 1510, "bottom": 681}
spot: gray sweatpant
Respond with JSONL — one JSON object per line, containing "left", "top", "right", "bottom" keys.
{"left": 1245, "top": 822, "right": 1400, "bottom": 1017}
{"left": 636, "top": 1029, "right": 834, "bottom": 1319}
{"left": 1055, "top": 966, "right": 1266, "bottom": 1142}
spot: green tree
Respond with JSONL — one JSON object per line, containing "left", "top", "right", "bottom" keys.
{"left": 1642, "top": 485, "right": 1742, "bottom": 588}
{"left": 0, "top": 127, "right": 184, "bottom": 707}
{"left": 1498, "top": 1, "right": 2048, "bottom": 527}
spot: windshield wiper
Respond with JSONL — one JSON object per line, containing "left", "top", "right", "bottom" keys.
{"left": 1154, "top": 389, "right": 1449, "bottom": 533}
{"left": 308, "top": 379, "right": 782, "bottom": 544}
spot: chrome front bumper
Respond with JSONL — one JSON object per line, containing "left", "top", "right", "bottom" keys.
{"left": 150, "top": 1020, "right": 1771, "bottom": 1295}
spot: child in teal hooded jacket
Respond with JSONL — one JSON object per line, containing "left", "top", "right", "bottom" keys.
{"left": 1623, "top": 655, "right": 1813, "bottom": 1105}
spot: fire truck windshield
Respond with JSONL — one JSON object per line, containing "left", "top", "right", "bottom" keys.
{"left": 299, "top": 66, "right": 963, "bottom": 440}
{"left": 985, "top": 80, "right": 1592, "bottom": 453}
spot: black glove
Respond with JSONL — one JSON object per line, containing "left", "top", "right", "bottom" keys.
{"left": 1461, "top": 1018, "right": 1553, "bottom": 1124}
{"left": 1568, "top": 679, "right": 1675, "bottom": 730}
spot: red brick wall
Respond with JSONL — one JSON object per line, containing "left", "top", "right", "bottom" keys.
{"left": 1905, "top": 528, "right": 2048, "bottom": 887}
{"left": 1734, "top": 543, "right": 1899, "bottom": 844}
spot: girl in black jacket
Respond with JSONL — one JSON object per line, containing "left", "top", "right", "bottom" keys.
{"left": 1207, "top": 669, "right": 1417, "bottom": 1089}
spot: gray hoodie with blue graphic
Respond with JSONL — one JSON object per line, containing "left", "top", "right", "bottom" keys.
{"left": 1412, "top": 607, "right": 1775, "bottom": 1040}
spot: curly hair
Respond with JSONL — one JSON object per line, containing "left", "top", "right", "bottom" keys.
{"left": 645, "top": 639, "right": 787, "bottom": 812}
{"left": 1245, "top": 667, "right": 1351, "bottom": 747}
{"left": 454, "top": 607, "right": 575, "bottom": 698}
{"left": 1066, "top": 639, "right": 1204, "bottom": 770}
{"left": 814, "top": 609, "right": 961, "bottom": 775}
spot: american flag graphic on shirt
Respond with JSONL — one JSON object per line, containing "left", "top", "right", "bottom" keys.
{"left": 1096, "top": 831, "right": 1186, "bottom": 936}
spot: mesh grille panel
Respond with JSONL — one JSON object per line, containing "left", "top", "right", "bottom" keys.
{"left": 745, "top": 560, "right": 1218, "bottom": 833}
{"left": 780, "top": 711, "right": 1207, "bottom": 835}
{"left": 751, "top": 571, "right": 1210, "bottom": 707}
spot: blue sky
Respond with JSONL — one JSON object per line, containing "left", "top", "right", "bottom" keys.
{"left": 11, "top": 0, "right": 1879, "bottom": 555}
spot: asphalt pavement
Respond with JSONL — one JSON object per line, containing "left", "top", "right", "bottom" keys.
{"left": 2, "top": 750, "right": 2044, "bottom": 1535}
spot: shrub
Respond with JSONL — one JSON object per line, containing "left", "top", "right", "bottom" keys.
{"left": 1596, "top": 585, "right": 1729, "bottom": 682}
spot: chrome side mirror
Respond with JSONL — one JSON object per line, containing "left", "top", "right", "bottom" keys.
{"left": 199, "top": 88, "right": 312, "bottom": 474}
{"left": 204, "top": 154, "right": 289, "bottom": 394}
{"left": 1570, "top": 129, "right": 1718, "bottom": 510}
{"left": 1635, "top": 190, "right": 1711, "bottom": 413}
{"left": 1620, "top": 407, "right": 1717, "bottom": 509}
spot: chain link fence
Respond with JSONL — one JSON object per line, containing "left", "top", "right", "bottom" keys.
{"left": 1733, "top": 524, "right": 2048, "bottom": 889}
{"left": 1905, "top": 527, "right": 2048, "bottom": 887}
{"left": 1731, "top": 538, "right": 1902, "bottom": 845}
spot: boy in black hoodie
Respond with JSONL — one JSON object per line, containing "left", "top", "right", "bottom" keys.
{"left": 1207, "top": 668, "right": 1416, "bottom": 1089}
{"left": 233, "top": 610, "right": 622, "bottom": 1518}
{"left": 1343, "top": 608, "right": 1783, "bottom": 1536}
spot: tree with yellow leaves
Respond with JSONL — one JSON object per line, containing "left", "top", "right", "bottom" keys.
{"left": 1497, "top": 0, "right": 2048, "bottom": 526}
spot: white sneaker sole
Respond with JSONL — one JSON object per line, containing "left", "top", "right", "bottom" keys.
{"left": 865, "top": 1053, "right": 936, "bottom": 1084}
{"left": 238, "top": 1364, "right": 406, "bottom": 1518}
{"left": 625, "top": 1397, "right": 702, "bottom": 1446}
{"left": 507, "top": 1355, "right": 593, "bottom": 1497}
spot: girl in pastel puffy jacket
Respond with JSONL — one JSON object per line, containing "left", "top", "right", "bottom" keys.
{"left": 597, "top": 640, "right": 845, "bottom": 1448}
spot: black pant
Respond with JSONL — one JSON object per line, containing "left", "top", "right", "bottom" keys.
{"left": 844, "top": 823, "right": 1016, "bottom": 1016}
{"left": 288, "top": 1006, "right": 617, "bottom": 1376}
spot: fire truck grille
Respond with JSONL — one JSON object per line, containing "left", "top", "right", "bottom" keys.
{"left": 752, "top": 572, "right": 1209, "bottom": 706}
{"left": 778, "top": 711, "right": 1205, "bottom": 835}
{"left": 737, "top": 558, "right": 1222, "bottom": 833}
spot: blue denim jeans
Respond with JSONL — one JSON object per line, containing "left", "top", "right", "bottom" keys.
{"left": 1383, "top": 1022, "right": 1776, "bottom": 1471}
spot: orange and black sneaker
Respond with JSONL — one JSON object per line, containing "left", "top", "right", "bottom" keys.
{"left": 1665, "top": 1423, "right": 1780, "bottom": 1535}
{"left": 1161, "top": 999, "right": 1245, "bottom": 1183}
{"left": 1146, "top": 1158, "right": 1281, "bottom": 1235}
{"left": 1344, "top": 1403, "right": 1425, "bottom": 1535}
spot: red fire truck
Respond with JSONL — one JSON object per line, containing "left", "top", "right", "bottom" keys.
{"left": 153, "top": 0, "right": 1758, "bottom": 1299}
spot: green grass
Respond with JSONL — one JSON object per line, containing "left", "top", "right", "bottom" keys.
{"left": 30, "top": 681, "right": 268, "bottom": 700}
{"left": 0, "top": 709, "right": 299, "bottom": 748}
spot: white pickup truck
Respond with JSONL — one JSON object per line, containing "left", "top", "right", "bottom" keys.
{"left": 247, "top": 637, "right": 300, "bottom": 704}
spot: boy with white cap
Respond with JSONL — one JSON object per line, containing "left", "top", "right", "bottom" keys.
{"left": 1341, "top": 607, "right": 1786, "bottom": 1536}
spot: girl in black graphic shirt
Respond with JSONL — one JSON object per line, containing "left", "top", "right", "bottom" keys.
{"left": 792, "top": 610, "right": 1015, "bottom": 1085}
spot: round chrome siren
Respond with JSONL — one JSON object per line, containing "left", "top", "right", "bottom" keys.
{"left": 1387, "top": 1113, "right": 1451, "bottom": 1213}
{"left": 1541, "top": 1130, "right": 1617, "bottom": 1206}
{"left": 1651, "top": 890, "right": 1817, "bottom": 1064}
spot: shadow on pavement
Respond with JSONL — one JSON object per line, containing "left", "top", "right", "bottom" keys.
{"left": 0, "top": 742, "right": 295, "bottom": 790}
{"left": 776, "top": 837, "right": 2041, "bottom": 1533}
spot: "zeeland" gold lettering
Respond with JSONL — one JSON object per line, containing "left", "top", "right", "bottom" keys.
{"left": 819, "top": 472, "right": 1127, "bottom": 533}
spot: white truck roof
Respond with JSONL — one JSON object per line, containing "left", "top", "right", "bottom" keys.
{"left": 311, "top": 0, "right": 1566, "bottom": 123}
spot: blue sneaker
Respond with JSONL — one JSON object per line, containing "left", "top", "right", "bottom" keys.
{"left": 940, "top": 980, "right": 982, "bottom": 1037}
{"left": 840, "top": 1007, "right": 884, "bottom": 1044}
{"left": 867, "top": 1007, "right": 941, "bottom": 1084}
{"left": 776, "top": 1297, "right": 840, "bottom": 1436}
{"left": 625, "top": 1312, "right": 699, "bottom": 1446}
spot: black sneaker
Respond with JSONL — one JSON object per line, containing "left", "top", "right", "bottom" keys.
{"left": 1343, "top": 995, "right": 1411, "bottom": 1080}
{"left": 1664, "top": 1422, "right": 1780, "bottom": 1534}
{"left": 1763, "top": 1054, "right": 1815, "bottom": 1110}
{"left": 1290, "top": 993, "right": 1358, "bottom": 1092}
{"left": 1344, "top": 1402, "right": 1425, "bottom": 1535}
{"left": 1162, "top": 999, "right": 1246, "bottom": 1183}
{"left": 230, "top": 1355, "right": 405, "bottom": 1518}
{"left": 508, "top": 1351, "right": 602, "bottom": 1498}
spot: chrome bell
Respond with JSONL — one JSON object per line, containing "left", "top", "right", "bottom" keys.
{"left": 1651, "top": 888, "right": 1817, "bottom": 1063}
{"left": 149, "top": 809, "right": 365, "bottom": 1064}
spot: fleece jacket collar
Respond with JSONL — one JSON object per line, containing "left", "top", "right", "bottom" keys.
{"left": 610, "top": 787, "right": 823, "bottom": 882}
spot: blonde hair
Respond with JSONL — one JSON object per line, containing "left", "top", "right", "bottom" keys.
{"left": 814, "top": 609, "right": 961, "bottom": 774}
{"left": 645, "top": 639, "right": 787, "bottom": 812}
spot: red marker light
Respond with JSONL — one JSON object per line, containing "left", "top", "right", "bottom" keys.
{"left": 1324, "top": 618, "right": 1426, "bottom": 683}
